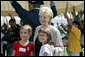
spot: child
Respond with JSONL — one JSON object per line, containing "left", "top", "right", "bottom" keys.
{"left": 33, "top": 7, "right": 63, "bottom": 56}
{"left": 12, "top": 25, "right": 34, "bottom": 56}
{"left": 64, "top": 14, "right": 81, "bottom": 56}
{"left": 38, "top": 28, "right": 54, "bottom": 56}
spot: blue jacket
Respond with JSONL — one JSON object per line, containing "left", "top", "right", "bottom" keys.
{"left": 11, "top": 1, "right": 41, "bottom": 42}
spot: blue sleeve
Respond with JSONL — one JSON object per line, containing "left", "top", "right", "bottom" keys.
{"left": 11, "top": 1, "right": 26, "bottom": 19}
{"left": 50, "top": 2, "right": 57, "bottom": 18}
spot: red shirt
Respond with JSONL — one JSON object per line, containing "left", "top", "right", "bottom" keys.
{"left": 13, "top": 41, "right": 34, "bottom": 56}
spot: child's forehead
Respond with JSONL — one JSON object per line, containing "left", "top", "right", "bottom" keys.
{"left": 20, "top": 28, "right": 28, "bottom": 31}
{"left": 39, "top": 32, "right": 47, "bottom": 35}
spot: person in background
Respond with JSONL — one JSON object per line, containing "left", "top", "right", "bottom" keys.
{"left": 50, "top": 1, "right": 57, "bottom": 18}
{"left": 12, "top": 25, "right": 34, "bottom": 56}
{"left": 1, "top": 32, "right": 4, "bottom": 56}
{"left": 1, "top": 23, "right": 8, "bottom": 56}
{"left": 8, "top": 13, "right": 21, "bottom": 29}
{"left": 10, "top": 1, "right": 44, "bottom": 42}
{"left": 20, "top": 20, "right": 24, "bottom": 27}
{"left": 80, "top": 20, "right": 84, "bottom": 56}
{"left": 38, "top": 28, "right": 54, "bottom": 56}
{"left": 6, "top": 19, "right": 20, "bottom": 56}
{"left": 64, "top": 14, "right": 81, "bottom": 56}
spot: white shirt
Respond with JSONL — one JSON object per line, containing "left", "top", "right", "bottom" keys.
{"left": 39, "top": 44, "right": 53, "bottom": 56}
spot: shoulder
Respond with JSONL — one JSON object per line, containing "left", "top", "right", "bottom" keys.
{"left": 13, "top": 41, "right": 19, "bottom": 46}
{"left": 35, "top": 26, "right": 41, "bottom": 31}
{"left": 29, "top": 9, "right": 39, "bottom": 13}
{"left": 50, "top": 25, "right": 58, "bottom": 30}
{"left": 29, "top": 42, "right": 34, "bottom": 46}
{"left": 50, "top": 25, "right": 60, "bottom": 33}
{"left": 41, "top": 44, "right": 50, "bottom": 49}
{"left": 71, "top": 26, "right": 81, "bottom": 32}
{"left": 14, "top": 41, "right": 19, "bottom": 44}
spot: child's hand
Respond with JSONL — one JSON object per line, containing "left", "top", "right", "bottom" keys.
{"left": 50, "top": 45, "right": 54, "bottom": 52}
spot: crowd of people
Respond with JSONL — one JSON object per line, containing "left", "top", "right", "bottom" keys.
{"left": 1, "top": 1, "right": 84, "bottom": 56}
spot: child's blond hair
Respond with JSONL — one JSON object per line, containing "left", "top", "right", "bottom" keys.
{"left": 20, "top": 25, "right": 32, "bottom": 37}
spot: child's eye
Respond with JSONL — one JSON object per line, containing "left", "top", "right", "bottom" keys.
{"left": 24, "top": 32, "right": 28, "bottom": 34}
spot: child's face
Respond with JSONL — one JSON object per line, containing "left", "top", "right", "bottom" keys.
{"left": 39, "top": 12, "right": 50, "bottom": 25}
{"left": 20, "top": 29, "right": 30, "bottom": 41}
{"left": 9, "top": 21, "right": 16, "bottom": 27}
{"left": 38, "top": 32, "right": 48, "bottom": 44}
{"left": 73, "top": 23, "right": 78, "bottom": 28}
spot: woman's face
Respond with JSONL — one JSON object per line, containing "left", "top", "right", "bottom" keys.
{"left": 39, "top": 12, "right": 50, "bottom": 26}
{"left": 20, "top": 29, "right": 30, "bottom": 41}
{"left": 38, "top": 32, "right": 48, "bottom": 44}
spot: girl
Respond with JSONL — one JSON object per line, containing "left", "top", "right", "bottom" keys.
{"left": 33, "top": 7, "right": 63, "bottom": 56}
{"left": 38, "top": 28, "right": 54, "bottom": 56}
{"left": 12, "top": 25, "right": 34, "bottom": 56}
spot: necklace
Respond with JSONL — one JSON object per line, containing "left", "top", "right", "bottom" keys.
{"left": 20, "top": 40, "right": 29, "bottom": 46}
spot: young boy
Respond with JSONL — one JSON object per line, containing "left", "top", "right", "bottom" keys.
{"left": 64, "top": 14, "right": 81, "bottom": 56}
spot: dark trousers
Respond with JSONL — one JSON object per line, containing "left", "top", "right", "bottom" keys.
{"left": 80, "top": 46, "right": 84, "bottom": 56}
{"left": 3, "top": 44, "right": 8, "bottom": 56}
{"left": 35, "top": 37, "right": 42, "bottom": 56}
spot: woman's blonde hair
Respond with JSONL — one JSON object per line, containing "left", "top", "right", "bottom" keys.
{"left": 20, "top": 25, "right": 32, "bottom": 36}
{"left": 38, "top": 28, "right": 54, "bottom": 45}
{"left": 39, "top": 7, "right": 53, "bottom": 24}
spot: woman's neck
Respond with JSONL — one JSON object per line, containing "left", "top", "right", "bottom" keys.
{"left": 41, "top": 24, "right": 49, "bottom": 29}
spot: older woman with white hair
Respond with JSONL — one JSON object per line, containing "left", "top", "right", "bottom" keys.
{"left": 33, "top": 7, "right": 64, "bottom": 56}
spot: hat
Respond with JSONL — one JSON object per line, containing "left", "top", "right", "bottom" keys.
{"left": 28, "top": 1, "right": 44, "bottom": 5}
